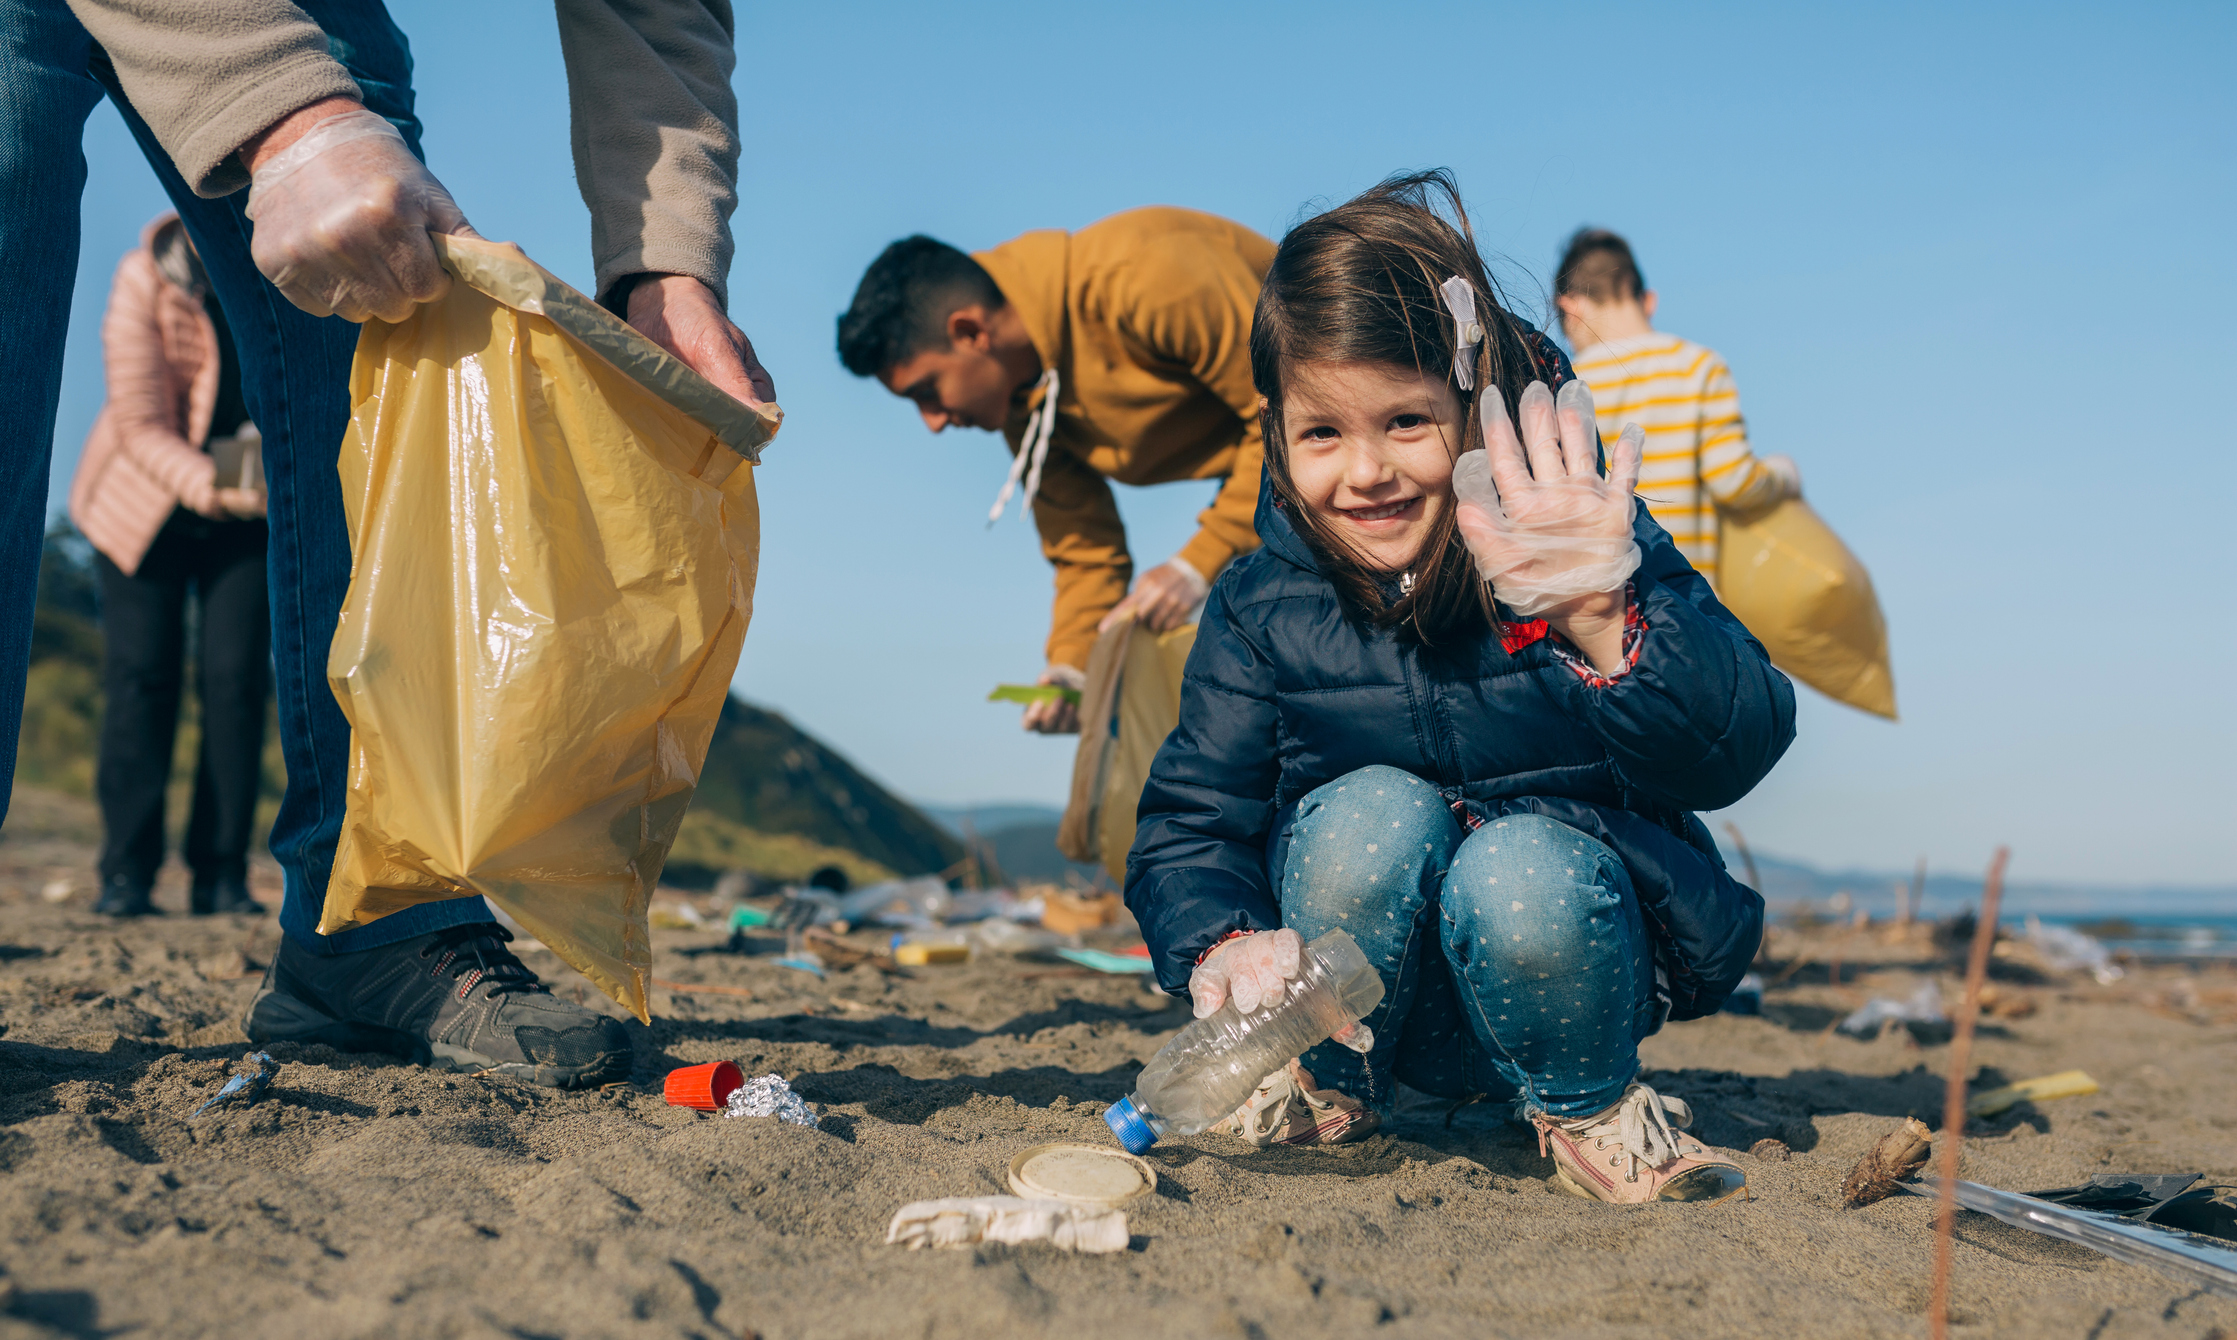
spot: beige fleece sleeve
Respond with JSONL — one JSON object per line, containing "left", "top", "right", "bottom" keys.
{"left": 555, "top": 0, "right": 741, "bottom": 311}
{"left": 66, "top": 0, "right": 361, "bottom": 198}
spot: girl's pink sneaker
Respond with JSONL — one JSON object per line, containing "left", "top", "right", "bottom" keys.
{"left": 1531, "top": 1082, "right": 1749, "bottom": 1204}
{"left": 1213, "top": 1060, "right": 1380, "bottom": 1147}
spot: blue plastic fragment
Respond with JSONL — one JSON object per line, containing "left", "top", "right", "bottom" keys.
{"left": 190, "top": 1051, "right": 278, "bottom": 1120}
{"left": 1055, "top": 948, "right": 1154, "bottom": 975}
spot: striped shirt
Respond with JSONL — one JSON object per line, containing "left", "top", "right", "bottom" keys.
{"left": 1569, "top": 332, "right": 1781, "bottom": 584}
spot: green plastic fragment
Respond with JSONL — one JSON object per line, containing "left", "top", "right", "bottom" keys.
{"left": 988, "top": 683, "right": 1082, "bottom": 706}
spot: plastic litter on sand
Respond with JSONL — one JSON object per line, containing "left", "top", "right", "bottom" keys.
{"left": 1967, "top": 1069, "right": 2099, "bottom": 1119}
{"left": 723, "top": 1073, "right": 819, "bottom": 1128}
{"left": 886, "top": 1197, "right": 1129, "bottom": 1253}
{"left": 1910, "top": 1180, "right": 2237, "bottom": 1298}
{"left": 190, "top": 1051, "right": 278, "bottom": 1120}
{"left": 1056, "top": 948, "right": 1155, "bottom": 975}
{"left": 2026, "top": 917, "right": 2125, "bottom": 984}
{"left": 1837, "top": 981, "right": 1944, "bottom": 1037}
{"left": 1006, "top": 1143, "right": 1157, "bottom": 1209}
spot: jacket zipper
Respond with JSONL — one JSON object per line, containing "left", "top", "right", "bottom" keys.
{"left": 1401, "top": 643, "right": 1466, "bottom": 792}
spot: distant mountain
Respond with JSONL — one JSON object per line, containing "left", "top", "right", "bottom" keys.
{"left": 919, "top": 803, "right": 1104, "bottom": 886}
{"left": 1720, "top": 843, "right": 2235, "bottom": 919}
{"left": 920, "top": 803, "right": 1065, "bottom": 836}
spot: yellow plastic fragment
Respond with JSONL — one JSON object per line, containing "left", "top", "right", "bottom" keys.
{"left": 1967, "top": 1069, "right": 2100, "bottom": 1119}
{"left": 895, "top": 943, "right": 970, "bottom": 966}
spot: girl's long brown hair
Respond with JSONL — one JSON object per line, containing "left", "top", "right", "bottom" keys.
{"left": 1251, "top": 169, "right": 1545, "bottom": 646}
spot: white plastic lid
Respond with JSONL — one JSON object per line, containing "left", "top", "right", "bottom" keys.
{"left": 1006, "top": 1143, "right": 1157, "bottom": 1208}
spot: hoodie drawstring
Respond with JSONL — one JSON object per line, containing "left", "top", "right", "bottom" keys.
{"left": 987, "top": 367, "right": 1061, "bottom": 526}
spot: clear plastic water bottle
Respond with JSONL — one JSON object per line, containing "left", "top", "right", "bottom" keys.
{"left": 1103, "top": 929, "right": 1384, "bottom": 1153}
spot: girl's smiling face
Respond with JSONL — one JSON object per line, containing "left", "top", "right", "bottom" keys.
{"left": 1278, "top": 360, "right": 1466, "bottom": 573}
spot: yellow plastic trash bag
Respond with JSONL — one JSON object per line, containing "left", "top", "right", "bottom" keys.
{"left": 317, "top": 235, "right": 781, "bottom": 1022}
{"left": 1717, "top": 498, "right": 1896, "bottom": 719}
{"left": 1058, "top": 615, "right": 1197, "bottom": 883}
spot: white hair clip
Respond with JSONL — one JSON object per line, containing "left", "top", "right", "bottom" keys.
{"left": 1438, "top": 276, "right": 1482, "bottom": 392}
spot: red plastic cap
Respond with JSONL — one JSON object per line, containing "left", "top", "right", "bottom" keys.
{"left": 664, "top": 1060, "right": 744, "bottom": 1110}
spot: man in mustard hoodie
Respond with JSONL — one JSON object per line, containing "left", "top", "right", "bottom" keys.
{"left": 839, "top": 208, "right": 1274, "bottom": 732}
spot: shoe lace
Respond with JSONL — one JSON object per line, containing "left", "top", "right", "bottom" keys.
{"left": 1234, "top": 1065, "right": 1304, "bottom": 1146}
{"left": 1540, "top": 1082, "right": 1696, "bottom": 1183}
{"left": 417, "top": 923, "right": 549, "bottom": 1000}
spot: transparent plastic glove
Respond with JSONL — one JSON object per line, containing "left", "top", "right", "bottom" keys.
{"left": 1189, "top": 930, "right": 1373, "bottom": 1052}
{"left": 1452, "top": 379, "right": 1644, "bottom": 616}
{"left": 1099, "top": 557, "right": 1210, "bottom": 634}
{"left": 1190, "top": 928, "right": 1301, "bottom": 1018}
{"left": 1020, "top": 663, "right": 1084, "bottom": 735}
{"left": 1759, "top": 453, "right": 1802, "bottom": 500}
{"left": 214, "top": 487, "right": 267, "bottom": 520}
{"left": 174, "top": 458, "right": 224, "bottom": 520}
{"left": 245, "top": 108, "right": 475, "bottom": 323}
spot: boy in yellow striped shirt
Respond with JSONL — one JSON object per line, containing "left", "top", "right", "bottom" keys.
{"left": 1554, "top": 229, "right": 1798, "bottom": 586}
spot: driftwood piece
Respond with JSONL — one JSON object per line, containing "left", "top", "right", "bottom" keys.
{"left": 1842, "top": 1116, "right": 1934, "bottom": 1207}
{"left": 802, "top": 926, "right": 911, "bottom": 976}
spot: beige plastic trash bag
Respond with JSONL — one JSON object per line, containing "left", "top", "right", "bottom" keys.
{"left": 1717, "top": 498, "right": 1896, "bottom": 719}
{"left": 1058, "top": 615, "right": 1196, "bottom": 883}
{"left": 317, "top": 235, "right": 781, "bottom": 1021}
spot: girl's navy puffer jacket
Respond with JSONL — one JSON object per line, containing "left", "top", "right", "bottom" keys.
{"left": 1125, "top": 446, "right": 1796, "bottom": 1020}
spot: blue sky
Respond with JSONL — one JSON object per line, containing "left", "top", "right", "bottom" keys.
{"left": 46, "top": 2, "right": 2234, "bottom": 886}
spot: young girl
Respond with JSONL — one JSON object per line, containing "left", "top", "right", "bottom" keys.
{"left": 1123, "top": 173, "right": 1793, "bottom": 1205}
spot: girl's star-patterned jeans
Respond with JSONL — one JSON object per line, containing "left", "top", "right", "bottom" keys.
{"left": 1277, "top": 766, "right": 1657, "bottom": 1120}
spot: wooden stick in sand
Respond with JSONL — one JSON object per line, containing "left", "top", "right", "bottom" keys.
{"left": 1927, "top": 845, "right": 2008, "bottom": 1340}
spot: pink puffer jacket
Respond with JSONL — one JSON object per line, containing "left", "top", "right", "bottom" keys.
{"left": 67, "top": 215, "right": 224, "bottom": 576}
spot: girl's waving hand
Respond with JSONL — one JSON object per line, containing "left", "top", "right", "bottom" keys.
{"left": 1453, "top": 378, "right": 1644, "bottom": 618}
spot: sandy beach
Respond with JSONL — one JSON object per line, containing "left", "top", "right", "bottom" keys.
{"left": 1, "top": 786, "right": 2232, "bottom": 1340}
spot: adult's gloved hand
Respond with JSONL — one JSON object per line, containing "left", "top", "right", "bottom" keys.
{"left": 245, "top": 103, "right": 476, "bottom": 324}
{"left": 1452, "top": 379, "right": 1644, "bottom": 617}
{"left": 1099, "top": 557, "right": 1210, "bottom": 634}
{"left": 1190, "top": 929, "right": 1372, "bottom": 1051}
{"left": 1759, "top": 453, "right": 1802, "bottom": 501}
{"left": 1019, "top": 664, "right": 1084, "bottom": 735}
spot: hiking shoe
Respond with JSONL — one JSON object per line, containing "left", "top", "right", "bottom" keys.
{"left": 192, "top": 874, "right": 266, "bottom": 916}
{"left": 244, "top": 922, "right": 631, "bottom": 1088}
{"left": 1531, "top": 1082, "right": 1748, "bottom": 1204}
{"left": 93, "top": 875, "right": 155, "bottom": 918}
{"left": 1212, "top": 1059, "right": 1380, "bottom": 1147}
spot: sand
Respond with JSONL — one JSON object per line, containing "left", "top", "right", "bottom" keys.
{"left": 2, "top": 788, "right": 2233, "bottom": 1340}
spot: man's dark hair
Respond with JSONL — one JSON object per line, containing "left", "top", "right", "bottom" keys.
{"left": 835, "top": 236, "right": 1004, "bottom": 377}
{"left": 1554, "top": 227, "right": 1646, "bottom": 304}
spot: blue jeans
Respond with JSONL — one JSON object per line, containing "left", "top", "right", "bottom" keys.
{"left": 0, "top": 0, "right": 492, "bottom": 952}
{"left": 1276, "top": 766, "right": 1656, "bottom": 1119}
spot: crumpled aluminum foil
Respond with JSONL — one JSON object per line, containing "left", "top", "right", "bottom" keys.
{"left": 722, "top": 1072, "right": 818, "bottom": 1128}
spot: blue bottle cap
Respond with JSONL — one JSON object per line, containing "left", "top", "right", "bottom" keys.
{"left": 1103, "top": 1096, "right": 1158, "bottom": 1154}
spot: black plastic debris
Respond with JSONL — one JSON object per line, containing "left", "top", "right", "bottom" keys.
{"left": 2029, "top": 1175, "right": 2237, "bottom": 1241}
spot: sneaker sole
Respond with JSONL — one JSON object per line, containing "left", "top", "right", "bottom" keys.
{"left": 244, "top": 981, "right": 419, "bottom": 1059}
{"left": 1551, "top": 1164, "right": 1751, "bottom": 1206}
{"left": 426, "top": 1042, "right": 629, "bottom": 1091}
{"left": 247, "top": 980, "right": 627, "bottom": 1090}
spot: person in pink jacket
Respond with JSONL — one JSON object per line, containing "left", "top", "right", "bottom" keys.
{"left": 69, "top": 215, "right": 269, "bottom": 919}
